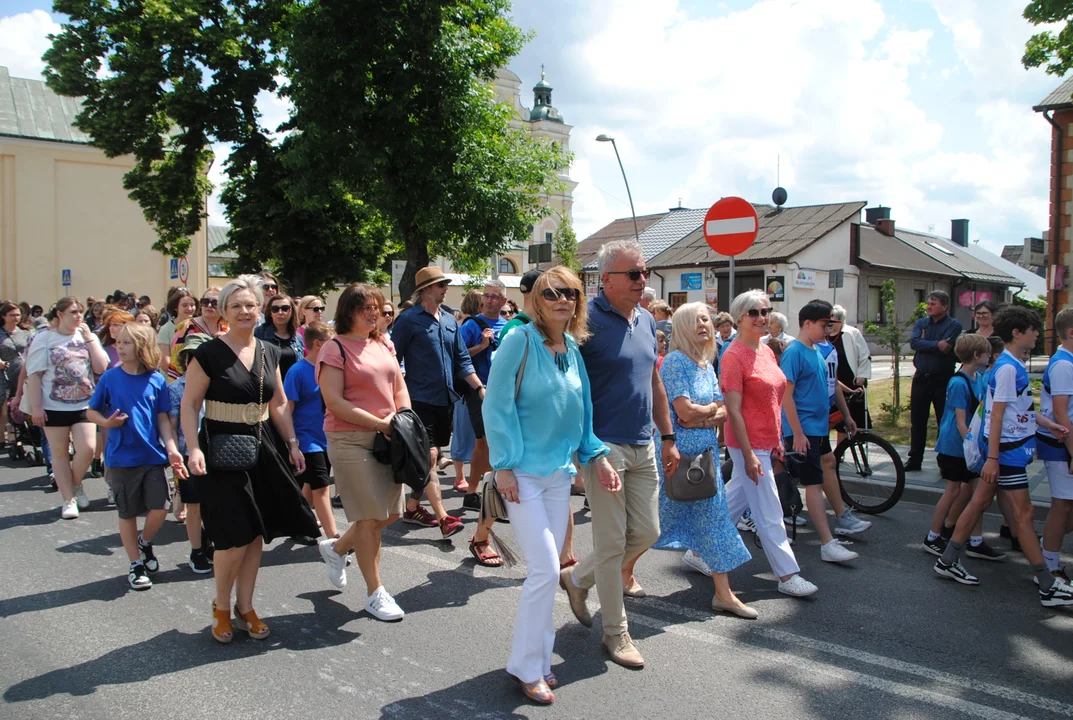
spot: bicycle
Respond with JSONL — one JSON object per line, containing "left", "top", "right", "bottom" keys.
{"left": 832, "top": 388, "right": 905, "bottom": 514}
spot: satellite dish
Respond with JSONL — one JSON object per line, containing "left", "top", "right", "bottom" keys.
{"left": 772, "top": 187, "right": 788, "bottom": 207}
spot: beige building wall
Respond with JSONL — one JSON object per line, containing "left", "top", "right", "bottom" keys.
{"left": 0, "top": 136, "right": 208, "bottom": 308}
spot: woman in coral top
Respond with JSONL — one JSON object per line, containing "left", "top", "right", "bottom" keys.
{"left": 720, "top": 289, "right": 817, "bottom": 599}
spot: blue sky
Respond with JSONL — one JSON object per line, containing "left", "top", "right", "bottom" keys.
{"left": 0, "top": 1, "right": 1063, "bottom": 255}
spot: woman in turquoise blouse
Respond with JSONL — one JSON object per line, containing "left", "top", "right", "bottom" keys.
{"left": 483, "top": 266, "right": 619, "bottom": 706}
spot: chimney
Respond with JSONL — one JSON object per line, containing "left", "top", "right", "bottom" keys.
{"left": 876, "top": 218, "right": 896, "bottom": 236}
{"left": 865, "top": 206, "right": 891, "bottom": 225}
{"left": 951, "top": 219, "right": 969, "bottom": 247}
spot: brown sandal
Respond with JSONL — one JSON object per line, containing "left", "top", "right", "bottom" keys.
{"left": 510, "top": 674, "right": 555, "bottom": 705}
{"left": 211, "top": 600, "right": 233, "bottom": 644}
{"left": 469, "top": 537, "right": 503, "bottom": 567}
{"left": 233, "top": 604, "right": 270, "bottom": 640}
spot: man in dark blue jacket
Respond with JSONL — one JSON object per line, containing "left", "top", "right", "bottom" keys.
{"left": 906, "top": 290, "right": 963, "bottom": 471}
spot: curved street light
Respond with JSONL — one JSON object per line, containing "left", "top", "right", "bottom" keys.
{"left": 596, "top": 134, "right": 641, "bottom": 243}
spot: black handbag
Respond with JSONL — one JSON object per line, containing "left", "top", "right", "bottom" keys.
{"left": 207, "top": 345, "right": 265, "bottom": 472}
{"left": 665, "top": 447, "right": 718, "bottom": 501}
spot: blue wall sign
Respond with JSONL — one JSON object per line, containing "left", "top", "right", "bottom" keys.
{"left": 61, "top": 269, "right": 71, "bottom": 287}
{"left": 170, "top": 258, "right": 179, "bottom": 280}
{"left": 681, "top": 273, "right": 702, "bottom": 291}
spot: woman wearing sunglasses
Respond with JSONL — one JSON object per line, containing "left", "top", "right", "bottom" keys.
{"left": 484, "top": 266, "right": 618, "bottom": 705}
{"left": 296, "top": 296, "right": 327, "bottom": 345}
{"left": 169, "top": 288, "right": 225, "bottom": 382}
{"left": 377, "top": 302, "right": 396, "bottom": 339}
{"left": 256, "top": 295, "right": 304, "bottom": 379}
{"left": 719, "top": 289, "right": 816, "bottom": 598}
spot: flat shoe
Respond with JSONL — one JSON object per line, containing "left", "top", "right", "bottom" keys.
{"left": 510, "top": 674, "right": 555, "bottom": 705}
{"left": 623, "top": 580, "right": 646, "bottom": 598}
{"left": 712, "top": 597, "right": 758, "bottom": 619}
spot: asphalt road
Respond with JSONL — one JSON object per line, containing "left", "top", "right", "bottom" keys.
{"left": 1, "top": 457, "right": 1072, "bottom": 720}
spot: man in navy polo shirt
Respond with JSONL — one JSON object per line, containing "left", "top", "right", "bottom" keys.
{"left": 559, "top": 240, "right": 679, "bottom": 670}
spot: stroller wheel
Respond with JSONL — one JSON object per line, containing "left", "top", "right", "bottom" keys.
{"left": 25, "top": 450, "right": 38, "bottom": 466}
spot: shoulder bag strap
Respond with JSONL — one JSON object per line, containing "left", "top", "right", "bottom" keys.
{"left": 257, "top": 342, "right": 265, "bottom": 444}
{"left": 514, "top": 333, "right": 530, "bottom": 403}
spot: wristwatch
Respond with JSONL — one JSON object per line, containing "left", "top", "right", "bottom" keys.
{"left": 661, "top": 433, "right": 676, "bottom": 442}
{"left": 287, "top": 437, "right": 298, "bottom": 445}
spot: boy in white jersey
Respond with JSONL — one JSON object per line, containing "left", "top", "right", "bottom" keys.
{"left": 935, "top": 307, "right": 1073, "bottom": 606}
{"left": 1038, "top": 308, "right": 1073, "bottom": 583}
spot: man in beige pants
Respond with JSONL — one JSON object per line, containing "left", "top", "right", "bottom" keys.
{"left": 560, "top": 241, "right": 679, "bottom": 669}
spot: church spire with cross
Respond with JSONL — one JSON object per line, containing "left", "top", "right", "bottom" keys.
{"left": 530, "top": 64, "right": 562, "bottom": 123}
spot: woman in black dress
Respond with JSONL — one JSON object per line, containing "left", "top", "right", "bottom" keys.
{"left": 182, "top": 275, "right": 318, "bottom": 644}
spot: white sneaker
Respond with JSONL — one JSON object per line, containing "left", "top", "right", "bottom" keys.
{"left": 107, "top": 487, "right": 116, "bottom": 506}
{"left": 820, "top": 539, "right": 859, "bottom": 563}
{"left": 60, "top": 498, "right": 79, "bottom": 519}
{"left": 778, "top": 574, "right": 818, "bottom": 597}
{"left": 834, "top": 509, "right": 872, "bottom": 535}
{"left": 365, "top": 586, "right": 404, "bottom": 621}
{"left": 736, "top": 516, "right": 756, "bottom": 533}
{"left": 318, "top": 538, "right": 347, "bottom": 589}
{"left": 73, "top": 483, "right": 89, "bottom": 509}
{"left": 682, "top": 549, "right": 712, "bottom": 576}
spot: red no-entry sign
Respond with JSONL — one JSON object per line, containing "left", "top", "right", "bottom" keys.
{"left": 703, "top": 197, "right": 759, "bottom": 256}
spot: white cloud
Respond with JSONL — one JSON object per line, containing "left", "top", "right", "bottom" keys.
{"left": 0, "top": 10, "right": 59, "bottom": 80}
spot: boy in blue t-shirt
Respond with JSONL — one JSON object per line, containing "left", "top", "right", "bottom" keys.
{"left": 285, "top": 321, "right": 337, "bottom": 543}
{"left": 781, "top": 300, "right": 861, "bottom": 564}
{"left": 1039, "top": 308, "right": 1073, "bottom": 582}
{"left": 922, "top": 334, "right": 993, "bottom": 558}
{"left": 935, "top": 307, "right": 1073, "bottom": 606}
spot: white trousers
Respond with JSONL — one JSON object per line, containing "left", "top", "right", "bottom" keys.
{"left": 725, "top": 448, "right": 800, "bottom": 579}
{"left": 505, "top": 469, "right": 572, "bottom": 683}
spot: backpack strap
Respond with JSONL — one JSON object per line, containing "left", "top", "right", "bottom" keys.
{"left": 322, "top": 338, "right": 349, "bottom": 415}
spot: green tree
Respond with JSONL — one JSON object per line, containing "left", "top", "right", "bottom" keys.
{"left": 554, "top": 215, "right": 581, "bottom": 273}
{"left": 863, "top": 279, "right": 924, "bottom": 420}
{"left": 284, "top": 0, "right": 572, "bottom": 299}
{"left": 1023, "top": 1, "right": 1073, "bottom": 75}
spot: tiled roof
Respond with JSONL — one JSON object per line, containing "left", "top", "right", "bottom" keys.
{"left": 0, "top": 66, "right": 91, "bottom": 144}
{"left": 576, "top": 213, "right": 664, "bottom": 269}
{"left": 648, "top": 201, "right": 866, "bottom": 268}
{"left": 208, "top": 225, "right": 236, "bottom": 258}
{"left": 857, "top": 225, "right": 959, "bottom": 276}
{"left": 1035, "top": 76, "right": 1073, "bottom": 111}
{"left": 893, "top": 228, "right": 1021, "bottom": 286}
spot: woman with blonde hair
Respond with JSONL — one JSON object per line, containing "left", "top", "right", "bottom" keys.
{"left": 296, "top": 295, "right": 327, "bottom": 343}
{"left": 100, "top": 310, "right": 136, "bottom": 369}
{"left": 649, "top": 302, "right": 754, "bottom": 617}
{"left": 182, "top": 275, "right": 317, "bottom": 642}
{"left": 484, "top": 266, "right": 618, "bottom": 704}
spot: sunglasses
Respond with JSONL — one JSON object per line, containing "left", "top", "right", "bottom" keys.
{"left": 271, "top": 305, "right": 292, "bottom": 313}
{"left": 606, "top": 269, "right": 651, "bottom": 282}
{"left": 263, "top": 283, "right": 278, "bottom": 291}
{"left": 200, "top": 298, "right": 218, "bottom": 308}
{"left": 382, "top": 310, "right": 394, "bottom": 317}
{"left": 309, "top": 306, "right": 326, "bottom": 313}
{"left": 434, "top": 280, "right": 450, "bottom": 288}
{"left": 746, "top": 307, "right": 772, "bottom": 318}
{"left": 542, "top": 287, "right": 580, "bottom": 302}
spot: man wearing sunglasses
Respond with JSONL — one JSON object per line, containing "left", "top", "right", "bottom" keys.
{"left": 390, "top": 266, "right": 484, "bottom": 538}
{"left": 560, "top": 240, "right": 679, "bottom": 670}
{"left": 458, "top": 280, "right": 509, "bottom": 499}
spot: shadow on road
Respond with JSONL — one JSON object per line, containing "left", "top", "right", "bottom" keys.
{"left": 3, "top": 590, "right": 362, "bottom": 703}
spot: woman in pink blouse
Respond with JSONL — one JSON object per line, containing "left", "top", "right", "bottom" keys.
{"left": 315, "top": 283, "right": 410, "bottom": 623}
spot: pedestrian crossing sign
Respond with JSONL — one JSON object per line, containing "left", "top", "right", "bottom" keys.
{"left": 61, "top": 269, "right": 71, "bottom": 287}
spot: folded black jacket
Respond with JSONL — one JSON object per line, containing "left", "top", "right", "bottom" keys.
{"left": 372, "top": 408, "right": 432, "bottom": 494}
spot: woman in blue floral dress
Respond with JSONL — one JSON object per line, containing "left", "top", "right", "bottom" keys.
{"left": 652, "top": 302, "right": 755, "bottom": 619}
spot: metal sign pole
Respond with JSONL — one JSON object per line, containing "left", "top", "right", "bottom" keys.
{"left": 729, "top": 256, "right": 735, "bottom": 300}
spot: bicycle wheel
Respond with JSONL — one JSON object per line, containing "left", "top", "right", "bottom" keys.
{"left": 835, "top": 431, "right": 905, "bottom": 514}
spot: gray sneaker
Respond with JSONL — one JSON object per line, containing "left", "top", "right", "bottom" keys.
{"left": 834, "top": 509, "right": 871, "bottom": 535}
{"left": 73, "top": 483, "right": 90, "bottom": 509}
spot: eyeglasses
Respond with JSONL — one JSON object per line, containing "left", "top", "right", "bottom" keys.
{"left": 482, "top": 293, "right": 505, "bottom": 300}
{"left": 200, "top": 298, "right": 218, "bottom": 308}
{"left": 263, "top": 283, "right": 278, "bottom": 291}
{"left": 746, "top": 307, "right": 772, "bottom": 318}
{"left": 309, "top": 306, "right": 326, "bottom": 313}
{"left": 271, "top": 305, "right": 292, "bottom": 313}
{"left": 382, "top": 310, "right": 394, "bottom": 317}
{"left": 500, "top": 310, "right": 512, "bottom": 317}
{"left": 605, "top": 269, "right": 651, "bottom": 282}
{"left": 541, "top": 287, "right": 580, "bottom": 302}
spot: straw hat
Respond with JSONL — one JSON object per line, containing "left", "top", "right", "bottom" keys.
{"left": 413, "top": 266, "right": 452, "bottom": 293}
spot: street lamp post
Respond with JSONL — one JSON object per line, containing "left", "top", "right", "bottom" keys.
{"left": 596, "top": 134, "right": 641, "bottom": 243}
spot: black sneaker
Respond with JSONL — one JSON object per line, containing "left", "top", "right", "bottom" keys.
{"left": 128, "top": 563, "right": 152, "bottom": 590}
{"left": 461, "top": 493, "right": 482, "bottom": 513}
{"left": 139, "top": 541, "right": 159, "bottom": 573}
{"left": 331, "top": 494, "right": 344, "bottom": 509}
{"left": 999, "top": 524, "right": 1012, "bottom": 540}
{"left": 933, "top": 559, "right": 979, "bottom": 585}
{"left": 1033, "top": 567, "right": 1072, "bottom": 585}
{"left": 1039, "top": 578, "right": 1073, "bottom": 607}
{"left": 90, "top": 458, "right": 104, "bottom": 478}
{"left": 293, "top": 535, "right": 319, "bottom": 546}
{"left": 965, "top": 540, "right": 1005, "bottom": 562}
{"left": 203, "top": 541, "right": 215, "bottom": 564}
{"left": 922, "top": 535, "right": 947, "bottom": 557}
{"left": 904, "top": 461, "right": 922, "bottom": 472}
{"left": 189, "top": 550, "right": 212, "bottom": 574}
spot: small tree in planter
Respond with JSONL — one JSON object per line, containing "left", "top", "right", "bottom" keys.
{"left": 863, "top": 279, "right": 925, "bottom": 421}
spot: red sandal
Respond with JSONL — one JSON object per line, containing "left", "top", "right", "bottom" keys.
{"left": 469, "top": 537, "right": 503, "bottom": 567}
{"left": 559, "top": 557, "right": 578, "bottom": 570}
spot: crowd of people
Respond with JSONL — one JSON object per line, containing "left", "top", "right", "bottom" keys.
{"left": 3, "top": 247, "right": 1073, "bottom": 706}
